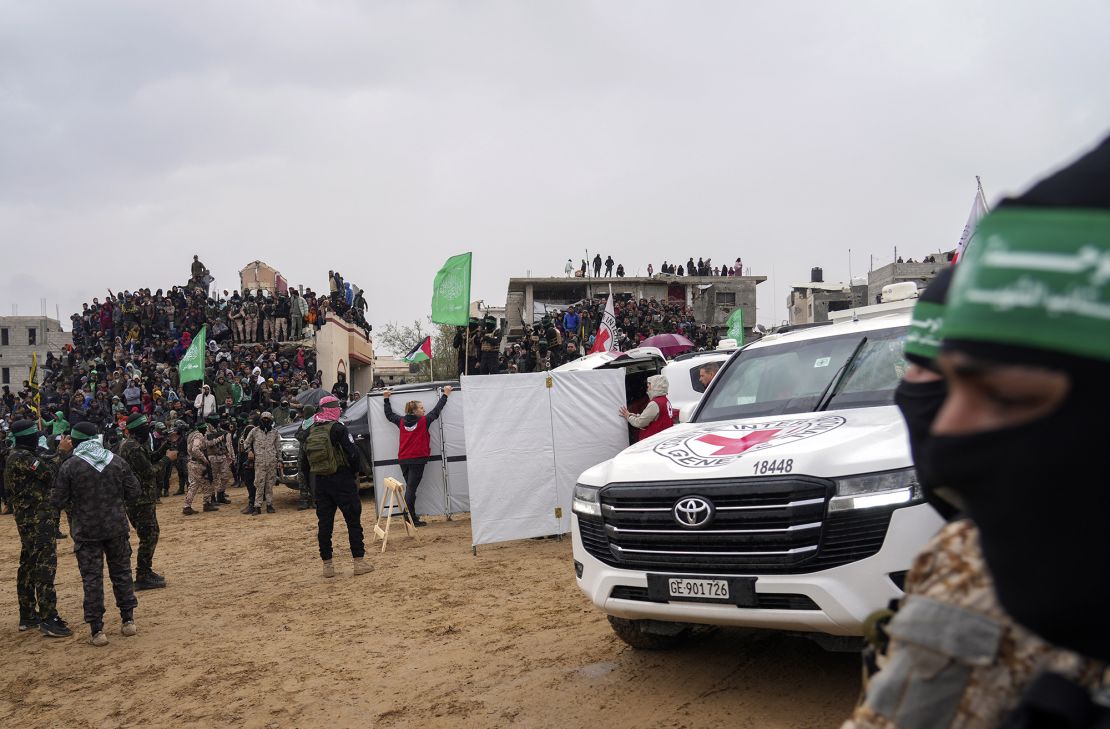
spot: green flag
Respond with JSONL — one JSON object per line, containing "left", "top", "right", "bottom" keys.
{"left": 178, "top": 325, "right": 207, "bottom": 385}
{"left": 431, "top": 252, "right": 472, "bottom": 326}
{"left": 726, "top": 308, "right": 744, "bottom": 345}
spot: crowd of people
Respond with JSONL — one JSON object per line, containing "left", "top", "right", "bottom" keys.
{"left": 0, "top": 256, "right": 377, "bottom": 646}
{"left": 566, "top": 255, "right": 747, "bottom": 278}
{"left": 452, "top": 294, "right": 720, "bottom": 375}
{"left": 0, "top": 255, "right": 370, "bottom": 558}
{"left": 0, "top": 257, "right": 362, "bottom": 439}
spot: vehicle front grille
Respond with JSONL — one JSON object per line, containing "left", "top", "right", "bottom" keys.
{"left": 280, "top": 443, "right": 300, "bottom": 477}
{"left": 578, "top": 477, "right": 896, "bottom": 575}
{"left": 608, "top": 585, "right": 819, "bottom": 610}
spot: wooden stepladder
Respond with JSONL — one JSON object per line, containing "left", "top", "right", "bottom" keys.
{"left": 372, "top": 477, "right": 418, "bottom": 552}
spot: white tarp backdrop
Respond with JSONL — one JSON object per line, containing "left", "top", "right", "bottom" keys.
{"left": 463, "top": 370, "right": 628, "bottom": 547}
{"left": 367, "top": 386, "right": 469, "bottom": 518}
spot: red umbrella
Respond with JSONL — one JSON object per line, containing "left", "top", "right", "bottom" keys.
{"left": 641, "top": 333, "right": 695, "bottom": 358}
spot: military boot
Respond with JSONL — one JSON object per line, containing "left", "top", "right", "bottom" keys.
{"left": 134, "top": 572, "right": 166, "bottom": 591}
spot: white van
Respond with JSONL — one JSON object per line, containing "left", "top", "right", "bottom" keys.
{"left": 661, "top": 349, "right": 734, "bottom": 423}
{"left": 571, "top": 313, "right": 943, "bottom": 648}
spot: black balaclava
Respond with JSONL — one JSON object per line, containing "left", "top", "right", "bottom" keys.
{"left": 10, "top": 418, "right": 40, "bottom": 449}
{"left": 892, "top": 267, "right": 958, "bottom": 520}
{"left": 126, "top": 413, "right": 150, "bottom": 442}
{"left": 927, "top": 133, "right": 1110, "bottom": 660}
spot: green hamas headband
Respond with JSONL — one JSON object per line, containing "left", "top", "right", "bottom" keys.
{"left": 128, "top": 416, "right": 148, "bottom": 429}
{"left": 904, "top": 300, "right": 945, "bottom": 363}
{"left": 941, "top": 208, "right": 1110, "bottom": 362}
{"left": 7, "top": 424, "right": 39, "bottom": 444}
{"left": 71, "top": 429, "right": 97, "bottom": 441}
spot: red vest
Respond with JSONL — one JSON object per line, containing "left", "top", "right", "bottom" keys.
{"left": 638, "top": 395, "right": 675, "bottom": 441}
{"left": 398, "top": 416, "right": 431, "bottom": 460}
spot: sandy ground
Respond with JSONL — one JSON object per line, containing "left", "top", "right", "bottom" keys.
{"left": 1, "top": 480, "right": 859, "bottom": 729}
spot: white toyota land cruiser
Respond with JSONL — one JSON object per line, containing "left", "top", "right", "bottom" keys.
{"left": 572, "top": 313, "right": 944, "bottom": 649}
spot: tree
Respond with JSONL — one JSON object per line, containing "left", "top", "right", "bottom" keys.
{"left": 377, "top": 318, "right": 460, "bottom": 382}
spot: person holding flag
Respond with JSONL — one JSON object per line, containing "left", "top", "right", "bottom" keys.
{"left": 177, "top": 324, "right": 208, "bottom": 408}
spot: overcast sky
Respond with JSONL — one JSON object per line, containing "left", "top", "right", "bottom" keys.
{"left": 2, "top": 1, "right": 1108, "bottom": 346}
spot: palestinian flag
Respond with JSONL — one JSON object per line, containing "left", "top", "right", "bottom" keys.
{"left": 403, "top": 336, "right": 432, "bottom": 363}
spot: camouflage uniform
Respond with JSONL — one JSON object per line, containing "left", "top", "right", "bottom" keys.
{"left": 243, "top": 299, "right": 259, "bottom": 342}
{"left": 51, "top": 446, "right": 141, "bottom": 627}
{"left": 842, "top": 520, "right": 1105, "bottom": 729}
{"left": 206, "top": 428, "right": 235, "bottom": 495}
{"left": 118, "top": 437, "right": 167, "bottom": 579}
{"left": 244, "top": 425, "right": 281, "bottom": 508}
{"left": 4, "top": 446, "right": 62, "bottom": 623}
{"left": 184, "top": 431, "right": 214, "bottom": 508}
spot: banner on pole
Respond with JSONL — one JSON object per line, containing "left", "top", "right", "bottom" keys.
{"left": 726, "top": 308, "right": 744, "bottom": 345}
{"left": 432, "top": 253, "right": 472, "bottom": 326}
{"left": 178, "top": 325, "right": 208, "bottom": 385}
{"left": 589, "top": 285, "right": 617, "bottom": 354}
{"left": 403, "top": 337, "right": 432, "bottom": 363}
{"left": 953, "top": 179, "right": 990, "bottom": 263}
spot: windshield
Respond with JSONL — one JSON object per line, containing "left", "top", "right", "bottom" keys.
{"left": 694, "top": 326, "right": 908, "bottom": 422}
{"left": 341, "top": 396, "right": 369, "bottom": 424}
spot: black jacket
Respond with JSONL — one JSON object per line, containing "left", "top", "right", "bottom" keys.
{"left": 52, "top": 449, "right": 141, "bottom": 542}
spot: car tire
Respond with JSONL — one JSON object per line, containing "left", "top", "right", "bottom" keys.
{"left": 606, "top": 616, "right": 715, "bottom": 650}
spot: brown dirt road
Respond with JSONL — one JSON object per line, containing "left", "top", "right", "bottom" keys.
{"left": 1, "top": 486, "right": 859, "bottom": 728}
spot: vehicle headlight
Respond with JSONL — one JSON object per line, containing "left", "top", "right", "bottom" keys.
{"left": 572, "top": 483, "right": 602, "bottom": 518}
{"left": 829, "top": 468, "right": 921, "bottom": 513}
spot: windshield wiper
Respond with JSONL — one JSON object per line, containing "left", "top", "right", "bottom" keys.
{"left": 815, "top": 337, "right": 868, "bottom": 412}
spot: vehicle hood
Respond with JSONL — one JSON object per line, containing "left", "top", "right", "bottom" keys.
{"left": 579, "top": 406, "right": 910, "bottom": 486}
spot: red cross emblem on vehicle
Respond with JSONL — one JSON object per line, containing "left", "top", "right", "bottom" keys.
{"left": 696, "top": 429, "right": 782, "bottom": 456}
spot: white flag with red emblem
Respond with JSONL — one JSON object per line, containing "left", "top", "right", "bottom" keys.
{"left": 590, "top": 286, "right": 617, "bottom": 354}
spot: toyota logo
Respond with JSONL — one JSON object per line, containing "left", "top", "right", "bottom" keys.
{"left": 673, "top": 496, "right": 715, "bottom": 528}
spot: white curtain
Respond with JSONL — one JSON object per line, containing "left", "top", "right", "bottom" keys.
{"left": 463, "top": 370, "right": 627, "bottom": 546}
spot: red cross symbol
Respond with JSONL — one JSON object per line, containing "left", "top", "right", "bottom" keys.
{"left": 590, "top": 327, "right": 611, "bottom": 354}
{"left": 696, "top": 429, "right": 781, "bottom": 456}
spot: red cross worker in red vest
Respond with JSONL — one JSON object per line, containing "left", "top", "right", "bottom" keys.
{"left": 383, "top": 386, "right": 452, "bottom": 526}
{"left": 619, "top": 375, "right": 676, "bottom": 441}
